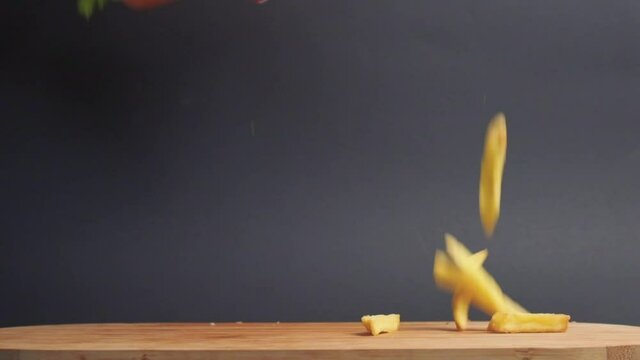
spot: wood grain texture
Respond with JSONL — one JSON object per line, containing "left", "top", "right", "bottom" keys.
{"left": 1, "top": 322, "right": 639, "bottom": 359}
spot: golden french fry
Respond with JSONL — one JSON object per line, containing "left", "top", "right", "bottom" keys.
{"left": 479, "top": 113, "right": 507, "bottom": 237}
{"left": 361, "top": 314, "right": 400, "bottom": 336}
{"left": 446, "top": 234, "right": 506, "bottom": 320}
{"left": 433, "top": 234, "right": 527, "bottom": 330}
{"left": 452, "top": 291, "right": 472, "bottom": 331}
{"left": 488, "top": 312, "right": 570, "bottom": 333}
{"left": 433, "top": 249, "right": 459, "bottom": 291}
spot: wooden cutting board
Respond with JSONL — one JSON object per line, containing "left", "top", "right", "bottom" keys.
{"left": 1, "top": 322, "right": 639, "bottom": 359}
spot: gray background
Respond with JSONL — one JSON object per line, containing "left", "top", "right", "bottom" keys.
{"left": 2, "top": 0, "right": 640, "bottom": 327}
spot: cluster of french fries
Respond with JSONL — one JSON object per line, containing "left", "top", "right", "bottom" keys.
{"left": 434, "top": 233, "right": 527, "bottom": 330}
{"left": 434, "top": 233, "right": 569, "bottom": 332}
{"left": 434, "top": 113, "right": 570, "bottom": 333}
{"left": 362, "top": 113, "right": 570, "bottom": 336}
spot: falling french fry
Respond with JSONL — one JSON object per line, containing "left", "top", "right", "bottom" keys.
{"left": 479, "top": 113, "right": 507, "bottom": 238}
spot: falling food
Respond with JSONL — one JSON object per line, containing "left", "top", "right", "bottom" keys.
{"left": 479, "top": 113, "right": 507, "bottom": 238}
{"left": 430, "top": 110, "right": 572, "bottom": 333}
{"left": 433, "top": 233, "right": 527, "bottom": 331}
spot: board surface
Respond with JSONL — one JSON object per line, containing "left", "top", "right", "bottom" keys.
{"left": 1, "top": 322, "right": 639, "bottom": 359}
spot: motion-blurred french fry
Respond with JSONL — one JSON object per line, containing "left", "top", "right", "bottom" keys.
{"left": 488, "top": 312, "right": 570, "bottom": 333}
{"left": 479, "top": 113, "right": 507, "bottom": 237}
{"left": 433, "top": 249, "right": 459, "bottom": 291}
{"left": 433, "top": 234, "right": 527, "bottom": 330}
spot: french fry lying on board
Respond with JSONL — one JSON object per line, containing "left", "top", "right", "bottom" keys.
{"left": 488, "top": 312, "right": 570, "bottom": 333}
{"left": 479, "top": 113, "right": 507, "bottom": 238}
{"left": 433, "top": 233, "right": 527, "bottom": 330}
{"left": 361, "top": 314, "right": 400, "bottom": 336}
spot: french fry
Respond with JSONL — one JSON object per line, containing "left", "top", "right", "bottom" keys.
{"left": 479, "top": 113, "right": 507, "bottom": 238}
{"left": 433, "top": 234, "right": 527, "bottom": 330}
{"left": 488, "top": 312, "right": 570, "bottom": 333}
{"left": 361, "top": 314, "right": 400, "bottom": 336}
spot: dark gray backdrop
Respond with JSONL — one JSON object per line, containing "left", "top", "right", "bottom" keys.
{"left": 2, "top": 0, "right": 640, "bottom": 327}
